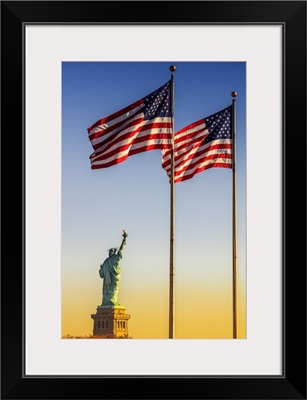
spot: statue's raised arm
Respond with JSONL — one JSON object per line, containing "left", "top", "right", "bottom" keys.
{"left": 118, "top": 230, "right": 128, "bottom": 255}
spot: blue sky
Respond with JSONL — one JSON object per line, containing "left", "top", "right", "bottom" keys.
{"left": 61, "top": 61, "right": 246, "bottom": 338}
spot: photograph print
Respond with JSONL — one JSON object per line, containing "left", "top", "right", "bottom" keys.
{"left": 61, "top": 61, "right": 246, "bottom": 340}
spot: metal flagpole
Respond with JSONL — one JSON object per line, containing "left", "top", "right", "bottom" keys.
{"left": 231, "top": 91, "right": 238, "bottom": 339}
{"left": 169, "top": 65, "right": 176, "bottom": 339}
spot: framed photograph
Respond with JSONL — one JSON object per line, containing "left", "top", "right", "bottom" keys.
{"left": 1, "top": 1, "right": 306, "bottom": 399}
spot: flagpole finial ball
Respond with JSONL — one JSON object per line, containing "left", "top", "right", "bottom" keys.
{"left": 170, "top": 65, "right": 176, "bottom": 72}
{"left": 231, "top": 91, "right": 238, "bottom": 98}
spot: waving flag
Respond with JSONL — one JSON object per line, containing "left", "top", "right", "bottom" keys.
{"left": 162, "top": 105, "right": 232, "bottom": 183}
{"left": 87, "top": 81, "right": 173, "bottom": 169}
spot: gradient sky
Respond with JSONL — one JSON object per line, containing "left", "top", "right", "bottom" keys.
{"left": 61, "top": 61, "right": 246, "bottom": 339}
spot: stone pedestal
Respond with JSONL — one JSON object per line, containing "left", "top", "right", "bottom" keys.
{"left": 91, "top": 306, "right": 131, "bottom": 338}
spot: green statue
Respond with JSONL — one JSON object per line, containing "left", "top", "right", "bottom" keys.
{"left": 99, "top": 230, "right": 128, "bottom": 306}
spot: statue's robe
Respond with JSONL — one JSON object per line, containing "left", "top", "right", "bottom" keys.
{"left": 99, "top": 251, "right": 122, "bottom": 306}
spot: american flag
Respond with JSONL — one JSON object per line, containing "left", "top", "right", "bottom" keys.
{"left": 162, "top": 105, "right": 232, "bottom": 183}
{"left": 87, "top": 81, "right": 173, "bottom": 169}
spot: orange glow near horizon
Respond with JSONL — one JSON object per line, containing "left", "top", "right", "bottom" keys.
{"left": 62, "top": 275, "right": 246, "bottom": 339}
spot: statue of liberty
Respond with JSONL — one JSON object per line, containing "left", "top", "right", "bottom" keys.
{"left": 99, "top": 230, "right": 128, "bottom": 307}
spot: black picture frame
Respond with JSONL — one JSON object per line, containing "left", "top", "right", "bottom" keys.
{"left": 1, "top": 1, "right": 306, "bottom": 399}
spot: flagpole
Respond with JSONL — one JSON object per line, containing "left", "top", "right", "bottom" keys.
{"left": 169, "top": 65, "right": 176, "bottom": 339}
{"left": 231, "top": 91, "right": 238, "bottom": 339}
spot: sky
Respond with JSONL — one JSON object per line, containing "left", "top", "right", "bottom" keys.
{"left": 61, "top": 61, "right": 246, "bottom": 339}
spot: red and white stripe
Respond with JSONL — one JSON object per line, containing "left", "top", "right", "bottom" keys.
{"left": 88, "top": 99, "right": 172, "bottom": 169}
{"left": 162, "top": 119, "right": 232, "bottom": 183}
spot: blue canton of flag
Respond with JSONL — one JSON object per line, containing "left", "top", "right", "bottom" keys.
{"left": 143, "top": 81, "right": 171, "bottom": 119}
{"left": 204, "top": 106, "right": 232, "bottom": 143}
